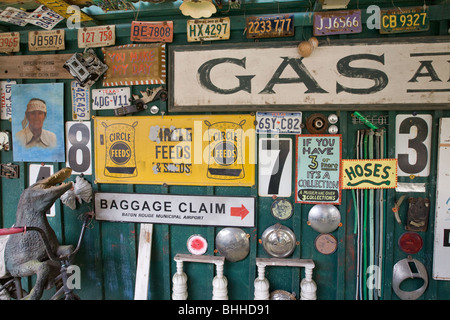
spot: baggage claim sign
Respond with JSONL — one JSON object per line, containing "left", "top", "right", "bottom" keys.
{"left": 93, "top": 115, "right": 255, "bottom": 186}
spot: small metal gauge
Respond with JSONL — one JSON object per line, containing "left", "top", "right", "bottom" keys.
{"left": 314, "top": 233, "right": 337, "bottom": 255}
{"left": 271, "top": 198, "right": 293, "bottom": 220}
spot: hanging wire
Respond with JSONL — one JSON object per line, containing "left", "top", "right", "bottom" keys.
{"left": 391, "top": 0, "right": 402, "bottom": 12}
{"left": 133, "top": 0, "right": 141, "bottom": 21}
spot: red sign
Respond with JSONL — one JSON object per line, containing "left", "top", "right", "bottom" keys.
{"left": 130, "top": 21, "right": 173, "bottom": 43}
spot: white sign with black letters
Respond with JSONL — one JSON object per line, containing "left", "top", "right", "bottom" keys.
{"left": 169, "top": 39, "right": 450, "bottom": 111}
{"left": 258, "top": 138, "right": 292, "bottom": 197}
{"left": 65, "top": 121, "right": 92, "bottom": 175}
{"left": 94, "top": 192, "right": 255, "bottom": 227}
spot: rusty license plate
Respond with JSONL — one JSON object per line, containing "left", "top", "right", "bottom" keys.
{"left": 131, "top": 21, "right": 173, "bottom": 42}
{"left": 246, "top": 14, "right": 294, "bottom": 39}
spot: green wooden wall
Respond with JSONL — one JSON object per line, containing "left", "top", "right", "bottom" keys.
{"left": 0, "top": 1, "right": 449, "bottom": 300}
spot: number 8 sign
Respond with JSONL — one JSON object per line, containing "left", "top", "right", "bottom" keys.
{"left": 66, "top": 121, "right": 92, "bottom": 175}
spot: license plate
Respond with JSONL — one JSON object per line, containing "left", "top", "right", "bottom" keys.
{"left": 28, "top": 29, "right": 65, "bottom": 51}
{"left": 256, "top": 111, "right": 302, "bottom": 134}
{"left": 0, "top": 7, "right": 28, "bottom": 27}
{"left": 92, "top": 87, "right": 130, "bottom": 110}
{"left": 187, "top": 17, "right": 230, "bottom": 42}
{"left": 380, "top": 7, "right": 429, "bottom": 34}
{"left": 71, "top": 81, "right": 90, "bottom": 120}
{"left": 78, "top": 25, "right": 115, "bottom": 48}
{"left": 27, "top": 5, "right": 64, "bottom": 30}
{"left": 246, "top": 14, "right": 294, "bottom": 39}
{"left": 0, "top": 80, "right": 16, "bottom": 120}
{"left": 313, "top": 10, "right": 362, "bottom": 36}
{"left": 0, "top": 32, "right": 20, "bottom": 53}
{"left": 37, "top": 0, "right": 93, "bottom": 22}
{"left": 130, "top": 21, "right": 173, "bottom": 42}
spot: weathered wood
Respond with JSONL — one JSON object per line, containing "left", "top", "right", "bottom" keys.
{"left": 0, "top": 54, "right": 73, "bottom": 79}
{"left": 134, "top": 223, "right": 153, "bottom": 300}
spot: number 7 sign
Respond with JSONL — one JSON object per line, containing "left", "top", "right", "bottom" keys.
{"left": 258, "top": 138, "right": 292, "bottom": 197}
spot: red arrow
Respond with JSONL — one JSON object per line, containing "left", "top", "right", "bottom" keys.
{"left": 230, "top": 205, "right": 249, "bottom": 220}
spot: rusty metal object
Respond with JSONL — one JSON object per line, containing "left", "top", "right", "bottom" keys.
{"left": 406, "top": 197, "right": 430, "bottom": 232}
{"left": 306, "top": 113, "right": 328, "bottom": 134}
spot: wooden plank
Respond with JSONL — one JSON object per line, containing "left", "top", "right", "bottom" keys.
{"left": 0, "top": 54, "right": 73, "bottom": 79}
{"left": 134, "top": 223, "right": 153, "bottom": 300}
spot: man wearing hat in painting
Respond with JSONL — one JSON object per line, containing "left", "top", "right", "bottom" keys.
{"left": 15, "top": 98, "right": 57, "bottom": 149}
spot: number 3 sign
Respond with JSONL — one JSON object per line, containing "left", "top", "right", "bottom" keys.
{"left": 66, "top": 121, "right": 92, "bottom": 175}
{"left": 395, "top": 114, "right": 432, "bottom": 177}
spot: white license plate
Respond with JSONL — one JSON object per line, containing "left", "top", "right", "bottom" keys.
{"left": 92, "top": 87, "right": 130, "bottom": 110}
{"left": 71, "top": 81, "right": 90, "bottom": 120}
{"left": 0, "top": 32, "right": 20, "bottom": 53}
{"left": 256, "top": 111, "right": 302, "bottom": 134}
{"left": 187, "top": 17, "right": 230, "bottom": 42}
{"left": 78, "top": 25, "right": 115, "bottom": 48}
{"left": 27, "top": 5, "right": 64, "bottom": 30}
{"left": 28, "top": 29, "right": 65, "bottom": 52}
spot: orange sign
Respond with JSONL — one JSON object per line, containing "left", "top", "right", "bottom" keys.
{"left": 102, "top": 43, "right": 166, "bottom": 87}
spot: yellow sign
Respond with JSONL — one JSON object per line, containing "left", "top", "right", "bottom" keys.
{"left": 341, "top": 159, "right": 397, "bottom": 189}
{"left": 93, "top": 115, "right": 256, "bottom": 186}
{"left": 37, "top": 0, "right": 93, "bottom": 22}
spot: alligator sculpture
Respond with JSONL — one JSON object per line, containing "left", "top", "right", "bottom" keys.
{"left": 3, "top": 167, "right": 74, "bottom": 300}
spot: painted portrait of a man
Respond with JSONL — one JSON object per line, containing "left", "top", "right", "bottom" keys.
{"left": 16, "top": 98, "right": 57, "bottom": 149}
{"left": 12, "top": 83, "right": 64, "bottom": 162}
